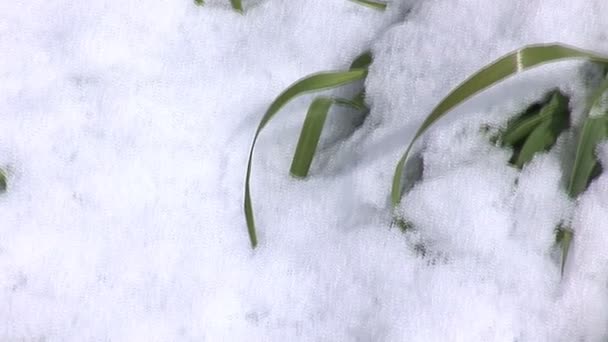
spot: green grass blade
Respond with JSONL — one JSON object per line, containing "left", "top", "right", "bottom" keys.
{"left": 501, "top": 109, "right": 543, "bottom": 146}
{"left": 512, "top": 92, "right": 569, "bottom": 168}
{"left": 0, "top": 169, "right": 6, "bottom": 193}
{"left": 556, "top": 226, "right": 573, "bottom": 275}
{"left": 347, "top": 0, "right": 387, "bottom": 10}
{"left": 391, "top": 43, "right": 608, "bottom": 207}
{"left": 244, "top": 69, "right": 368, "bottom": 248}
{"left": 290, "top": 95, "right": 367, "bottom": 178}
{"left": 567, "top": 75, "right": 608, "bottom": 198}
{"left": 290, "top": 97, "right": 333, "bottom": 178}
{"left": 230, "top": 0, "right": 243, "bottom": 13}
{"left": 194, "top": 0, "right": 204, "bottom": 6}
{"left": 567, "top": 116, "right": 608, "bottom": 198}
{"left": 350, "top": 51, "right": 373, "bottom": 70}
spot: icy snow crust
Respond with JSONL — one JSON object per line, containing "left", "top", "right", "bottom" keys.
{"left": 1, "top": 0, "right": 608, "bottom": 340}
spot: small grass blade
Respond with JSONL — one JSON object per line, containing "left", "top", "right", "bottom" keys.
{"left": 350, "top": 51, "right": 373, "bottom": 70}
{"left": 511, "top": 92, "right": 569, "bottom": 168}
{"left": 391, "top": 43, "right": 608, "bottom": 207}
{"left": 501, "top": 109, "right": 542, "bottom": 146}
{"left": 556, "top": 226, "right": 573, "bottom": 275}
{"left": 244, "top": 69, "right": 368, "bottom": 248}
{"left": 290, "top": 97, "right": 333, "bottom": 178}
{"left": 194, "top": 0, "right": 204, "bottom": 6}
{"left": 347, "top": 0, "right": 387, "bottom": 10}
{"left": 567, "top": 77, "right": 608, "bottom": 198}
{"left": 230, "top": 0, "right": 243, "bottom": 13}
{"left": 0, "top": 169, "right": 6, "bottom": 193}
{"left": 290, "top": 95, "right": 367, "bottom": 178}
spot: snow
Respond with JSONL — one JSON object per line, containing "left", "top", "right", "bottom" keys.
{"left": 1, "top": 0, "right": 608, "bottom": 340}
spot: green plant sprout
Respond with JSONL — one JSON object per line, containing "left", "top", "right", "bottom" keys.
{"left": 243, "top": 52, "right": 373, "bottom": 248}
{"left": 392, "top": 43, "right": 608, "bottom": 275}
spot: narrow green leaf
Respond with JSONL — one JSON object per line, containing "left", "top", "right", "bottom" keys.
{"left": 556, "top": 226, "right": 573, "bottom": 275}
{"left": 513, "top": 118, "right": 554, "bottom": 168}
{"left": 290, "top": 97, "right": 333, "bottom": 178}
{"left": 0, "top": 169, "right": 6, "bottom": 193}
{"left": 347, "top": 0, "right": 387, "bottom": 10}
{"left": 391, "top": 43, "right": 608, "bottom": 207}
{"left": 230, "top": 0, "right": 243, "bottom": 13}
{"left": 567, "top": 116, "right": 608, "bottom": 198}
{"left": 567, "top": 75, "right": 608, "bottom": 198}
{"left": 501, "top": 109, "right": 543, "bottom": 146}
{"left": 194, "top": 0, "right": 204, "bottom": 6}
{"left": 244, "top": 69, "right": 367, "bottom": 248}
{"left": 290, "top": 95, "right": 367, "bottom": 178}
{"left": 350, "top": 51, "right": 373, "bottom": 70}
{"left": 511, "top": 92, "right": 569, "bottom": 168}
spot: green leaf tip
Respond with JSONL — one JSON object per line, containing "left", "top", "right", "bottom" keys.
{"left": 244, "top": 69, "right": 368, "bottom": 248}
{"left": 0, "top": 169, "right": 6, "bottom": 193}
{"left": 347, "top": 0, "right": 387, "bottom": 10}
{"left": 194, "top": 0, "right": 204, "bottom": 6}
{"left": 230, "top": 0, "right": 243, "bottom": 13}
{"left": 391, "top": 43, "right": 608, "bottom": 209}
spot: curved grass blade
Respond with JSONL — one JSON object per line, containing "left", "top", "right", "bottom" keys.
{"left": 230, "top": 0, "right": 243, "bottom": 13}
{"left": 290, "top": 96, "right": 367, "bottom": 178}
{"left": 347, "top": 0, "right": 387, "bottom": 10}
{"left": 391, "top": 43, "right": 608, "bottom": 207}
{"left": 244, "top": 69, "right": 368, "bottom": 248}
{"left": 501, "top": 109, "right": 543, "bottom": 146}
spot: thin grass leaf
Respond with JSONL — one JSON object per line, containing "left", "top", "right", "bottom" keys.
{"left": 244, "top": 69, "right": 368, "bottom": 248}
{"left": 230, "top": 0, "right": 243, "bottom": 13}
{"left": 194, "top": 0, "right": 204, "bottom": 6}
{"left": 556, "top": 226, "right": 573, "bottom": 275}
{"left": 350, "top": 51, "right": 373, "bottom": 70}
{"left": 567, "top": 116, "right": 608, "bottom": 198}
{"left": 347, "top": 0, "right": 387, "bottom": 10}
{"left": 0, "top": 169, "right": 5, "bottom": 193}
{"left": 568, "top": 75, "right": 608, "bottom": 198}
{"left": 391, "top": 43, "right": 608, "bottom": 207}
{"left": 290, "top": 95, "right": 368, "bottom": 178}
{"left": 511, "top": 92, "right": 569, "bottom": 168}
{"left": 290, "top": 97, "right": 333, "bottom": 178}
{"left": 501, "top": 109, "right": 543, "bottom": 146}
{"left": 558, "top": 71, "right": 608, "bottom": 275}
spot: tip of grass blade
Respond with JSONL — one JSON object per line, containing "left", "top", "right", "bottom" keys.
{"left": 194, "top": 0, "right": 204, "bottom": 6}
{"left": 0, "top": 169, "right": 6, "bottom": 193}
{"left": 230, "top": 0, "right": 243, "bottom": 13}
{"left": 347, "top": 0, "right": 387, "bottom": 10}
{"left": 556, "top": 226, "right": 573, "bottom": 276}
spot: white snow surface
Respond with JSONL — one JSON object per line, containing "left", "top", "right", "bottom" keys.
{"left": 2, "top": 0, "right": 608, "bottom": 340}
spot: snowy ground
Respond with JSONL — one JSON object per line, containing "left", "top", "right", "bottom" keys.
{"left": 2, "top": 0, "right": 608, "bottom": 340}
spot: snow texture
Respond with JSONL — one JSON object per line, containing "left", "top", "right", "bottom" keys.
{"left": 1, "top": 0, "right": 608, "bottom": 340}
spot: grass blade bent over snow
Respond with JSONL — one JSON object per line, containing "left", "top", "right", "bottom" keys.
{"left": 391, "top": 43, "right": 608, "bottom": 208}
{"left": 244, "top": 69, "right": 368, "bottom": 248}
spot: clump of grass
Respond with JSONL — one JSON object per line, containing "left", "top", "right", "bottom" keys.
{"left": 244, "top": 52, "right": 373, "bottom": 248}
{"left": 392, "top": 43, "right": 608, "bottom": 275}
{"left": 498, "top": 90, "right": 570, "bottom": 168}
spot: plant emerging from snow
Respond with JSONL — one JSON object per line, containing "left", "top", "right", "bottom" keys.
{"left": 244, "top": 43, "right": 608, "bottom": 276}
